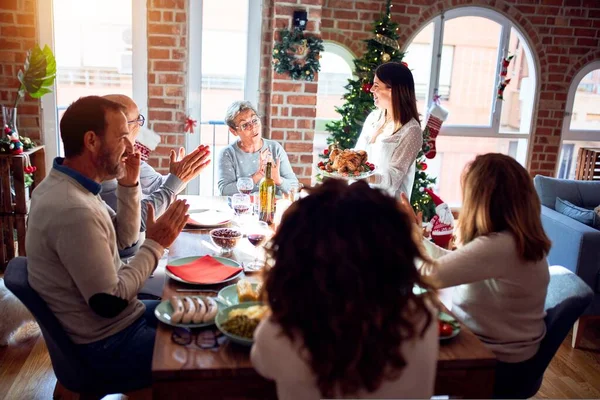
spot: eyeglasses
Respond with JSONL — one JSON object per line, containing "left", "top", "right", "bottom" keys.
{"left": 171, "top": 327, "right": 223, "bottom": 349}
{"left": 236, "top": 117, "right": 261, "bottom": 132}
{"left": 127, "top": 114, "right": 145, "bottom": 127}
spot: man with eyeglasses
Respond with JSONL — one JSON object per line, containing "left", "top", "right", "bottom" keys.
{"left": 101, "top": 94, "right": 211, "bottom": 260}
{"left": 219, "top": 101, "right": 298, "bottom": 196}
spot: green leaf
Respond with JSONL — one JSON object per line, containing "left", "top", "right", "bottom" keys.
{"left": 29, "top": 87, "right": 52, "bottom": 98}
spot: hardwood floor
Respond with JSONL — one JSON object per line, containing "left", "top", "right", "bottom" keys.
{"left": 1, "top": 320, "right": 599, "bottom": 399}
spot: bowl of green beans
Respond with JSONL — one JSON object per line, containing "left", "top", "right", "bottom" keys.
{"left": 215, "top": 301, "right": 267, "bottom": 346}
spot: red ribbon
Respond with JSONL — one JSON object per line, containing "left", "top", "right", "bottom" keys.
{"left": 184, "top": 116, "right": 197, "bottom": 134}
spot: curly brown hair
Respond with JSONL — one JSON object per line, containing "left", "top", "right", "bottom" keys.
{"left": 263, "top": 179, "right": 437, "bottom": 397}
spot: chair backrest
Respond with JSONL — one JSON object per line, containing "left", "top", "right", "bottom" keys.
{"left": 493, "top": 265, "right": 594, "bottom": 398}
{"left": 4, "top": 257, "right": 93, "bottom": 392}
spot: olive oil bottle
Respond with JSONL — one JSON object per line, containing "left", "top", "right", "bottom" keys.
{"left": 259, "top": 162, "right": 275, "bottom": 224}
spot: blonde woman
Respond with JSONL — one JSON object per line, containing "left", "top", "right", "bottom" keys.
{"left": 401, "top": 153, "right": 551, "bottom": 364}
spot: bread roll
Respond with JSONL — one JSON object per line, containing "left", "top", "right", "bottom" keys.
{"left": 170, "top": 296, "right": 185, "bottom": 324}
{"left": 181, "top": 296, "right": 196, "bottom": 324}
{"left": 202, "top": 296, "right": 218, "bottom": 323}
{"left": 192, "top": 297, "right": 206, "bottom": 324}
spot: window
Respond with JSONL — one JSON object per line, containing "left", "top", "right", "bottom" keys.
{"left": 404, "top": 8, "right": 536, "bottom": 207}
{"left": 314, "top": 43, "right": 355, "bottom": 167}
{"left": 186, "top": 0, "right": 261, "bottom": 195}
{"left": 559, "top": 62, "right": 600, "bottom": 179}
{"left": 38, "top": 0, "right": 147, "bottom": 165}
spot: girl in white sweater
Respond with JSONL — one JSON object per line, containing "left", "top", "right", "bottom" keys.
{"left": 402, "top": 153, "right": 552, "bottom": 363}
{"left": 251, "top": 179, "right": 439, "bottom": 399}
{"left": 354, "top": 62, "right": 423, "bottom": 200}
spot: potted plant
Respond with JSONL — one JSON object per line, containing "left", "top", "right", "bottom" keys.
{"left": 1, "top": 44, "right": 56, "bottom": 147}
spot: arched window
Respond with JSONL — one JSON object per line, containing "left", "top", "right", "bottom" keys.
{"left": 404, "top": 8, "right": 537, "bottom": 206}
{"left": 558, "top": 61, "right": 600, "bottom": 179}
{"left": 314, "top": 42, "right": 355, "bottom": 158}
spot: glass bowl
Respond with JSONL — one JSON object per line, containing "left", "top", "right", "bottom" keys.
{"left": 210, "top": 228, "right": 243, "bottom": 254}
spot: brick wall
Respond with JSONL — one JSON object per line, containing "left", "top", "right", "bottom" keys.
{"left": 0, "top": 0, "right": 41, "bottom": 142}
{"left": 316, "top": 0, "right": 600, "bottom": 177}
{"left": 146, "top": 0, "right": 189, "bottom": 172}
{"left": 259, "top": 0, "right": 324, "bottom": 187}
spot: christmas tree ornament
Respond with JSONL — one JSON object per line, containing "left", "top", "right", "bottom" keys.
{"left": 423, "top": 96, "right": 448, "bottom": 159}
{"left": 361, "top": 82, "right": 373, "bottom": 93}
{"left": 382, "top": 53, "right": 391, "bottom": 62}
{"left": 184, "top": 116, "right": 197, "bottom": 134}
{"left": 497, "top": 54, "right": 514, "bottom": 101}
{"left": 424, "top": 188, "right": 455, "bottom": 249}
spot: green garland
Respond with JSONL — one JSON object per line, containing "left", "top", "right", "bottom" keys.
{"left": 272, "top": 28, "right": 323, "bottom": 81}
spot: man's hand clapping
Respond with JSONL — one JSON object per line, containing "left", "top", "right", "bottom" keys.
{"left": 145, "top": 200, "right": 190, "bottom": 249}
{"left": 169, "top": 145, "right": 211, "bottom": 184}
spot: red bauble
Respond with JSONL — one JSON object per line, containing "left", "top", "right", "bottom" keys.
{"left": 401, "top": 61, "right": 408, "bottom": 67}
{"left": 361, "top": 83, "right": 372, "bottom": 93}
{"left": 323, "top": 149, "right": 329, "bottom": 155}
{"left": 421, "top": 163, "right": 428, "bottom": 171}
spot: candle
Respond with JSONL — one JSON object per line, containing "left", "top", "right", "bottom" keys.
{"left": 273, "top": 198, "right": 292, "bottom": 227}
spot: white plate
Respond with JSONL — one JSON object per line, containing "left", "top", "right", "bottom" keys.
{"left": 315, "top": 164, "right": 377, "bottom": 180}
{"left": 165, "top": 256, "right": 243, "bottom": 285}
{"left": 187, "top": 210, "right": 233, "bottom": 227}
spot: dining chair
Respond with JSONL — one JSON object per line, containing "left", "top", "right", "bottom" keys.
{"left": 492, "top": 265, "right": 594, "bottom": 398}
{"left": 4, "top": 257, "right": 149, "bottom": 399}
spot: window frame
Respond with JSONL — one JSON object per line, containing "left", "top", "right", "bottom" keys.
{"left": 185, "top": 0, "right": 263, "bottom": 194}
{"left": 37, "top": 0, "right": 148, "bottom": 173}
{"left": 561, "top": 60, "right": 600, "bottom": 142}
{"left": 409, "top": 7, "right": 537, "bottom": 140}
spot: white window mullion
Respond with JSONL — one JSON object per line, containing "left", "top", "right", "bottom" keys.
{"left": 185, "top": 0, "right": 203, "bottom": 195}
{"left": 426, "top": 15, "right": 443, "bottom": 115}
{"left": 244, "top": 0, "right": 262, "bottom": 108}
{"left": 37, "top": 0, "right": 59, "bottom": 172}
{"left": 132, "top": 0, "right": 148, "bottom": 115}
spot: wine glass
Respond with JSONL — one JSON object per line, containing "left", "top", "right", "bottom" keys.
{"left": 231, "top": 193, "right": 251, "bottom": 225}
{"left": 237, "top": 177, "right": 254, "bottom": 195}
{"left": 245, "top": 221, "right": 271, "bottom": 272}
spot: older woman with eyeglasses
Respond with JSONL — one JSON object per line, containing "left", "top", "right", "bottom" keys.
{"left": 218, "top": 101, "right": 298, "bottom": 196}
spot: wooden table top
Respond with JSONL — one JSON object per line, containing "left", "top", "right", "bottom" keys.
{"left": 152, "top": 196, "right": 496, "bottom": 385}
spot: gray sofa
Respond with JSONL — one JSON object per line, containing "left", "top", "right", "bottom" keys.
{"left": 533, "top": 175, "right": 600, "bottom": 347}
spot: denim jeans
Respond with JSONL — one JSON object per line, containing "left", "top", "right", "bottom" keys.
{"left": 77, "top": 300, "right": 160, "bottom": 392}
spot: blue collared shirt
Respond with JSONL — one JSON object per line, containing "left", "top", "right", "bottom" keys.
{"left": 53, "top": 157, "right": 102, "bottom": 195}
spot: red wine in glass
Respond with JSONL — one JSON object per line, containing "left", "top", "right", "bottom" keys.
{"left": 247, "top": 233, "right": 266, "bottom": 247}
{"left": 233, "top": 205, "right": 250, "bottom": 216}
{"left": 239, "top": 189, "right": 253, "bottom": 195}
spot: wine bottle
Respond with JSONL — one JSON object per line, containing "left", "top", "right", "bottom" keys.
{"left": 259, "top": 162, "right": 275, "bottom": 224}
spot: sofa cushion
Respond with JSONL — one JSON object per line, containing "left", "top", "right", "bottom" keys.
{"left": 534, "top": 176, "right": 600, "bottom": 210}
{"left": 555, "top": 198, "right": 599, "bottom": 229}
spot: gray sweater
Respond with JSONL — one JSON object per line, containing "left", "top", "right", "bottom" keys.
{"left": 217, "top": 139, "right": 298, "bottom": 196}
{"left": 423, "top": 232, "right": 549, "bottom": 362}
{"left": 27, "top": 162, "right": 164, "bottom": 344}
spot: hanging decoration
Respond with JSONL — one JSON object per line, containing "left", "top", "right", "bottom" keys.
{"left": 497, "top": 54, "right": 514, "bottom": 100}
{"left": 184, "top": 116, "right": 198, "bottom": 134}
{"left": 272, "top": 28, "right": 324, "bottom": 81}
{"left": 422, "top": 95, "right": 449, "bottom": 160}
{"left": 0, "top": 125, "right": 35, "bottom": 154}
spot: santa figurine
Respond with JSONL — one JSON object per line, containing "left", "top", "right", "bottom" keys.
{"left": 424, "top": 188, "right": 455, "bottom": 249}
{"left": 8, "top": 131, "right": 24, "bottom": 155}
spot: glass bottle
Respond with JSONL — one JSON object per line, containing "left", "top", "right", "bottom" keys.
{"left": 258, "top": 162, "right": 275, "bottom": 224}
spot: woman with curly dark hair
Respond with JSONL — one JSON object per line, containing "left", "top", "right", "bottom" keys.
{"left": 250, "top": 179, "right": 439, "bottom": 399}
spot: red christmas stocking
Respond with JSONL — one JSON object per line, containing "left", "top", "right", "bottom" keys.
{"left": 423, "top": 103, "right": 448, "bottom": 159}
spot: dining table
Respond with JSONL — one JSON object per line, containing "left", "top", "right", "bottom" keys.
{"left": 151, "top": 196, "right": 496, "bottom": 399}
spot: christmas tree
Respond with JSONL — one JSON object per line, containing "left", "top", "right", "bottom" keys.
{"left": 324, "top": 0, "right": 403, "bottom": 150}
{"left": 411, "top": 127, "right": 437, "bottom": 221}
{"left": 322, "top": 0, "right": 437, "bottom": 219}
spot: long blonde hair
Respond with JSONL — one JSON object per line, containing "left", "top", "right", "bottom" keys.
{"left": 459, "top": 153, "right": 551, "bottom": 262}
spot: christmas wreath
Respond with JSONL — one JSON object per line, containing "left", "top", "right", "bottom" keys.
{"left": 272, "top": 28, "right": 324, "bottom": 81}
